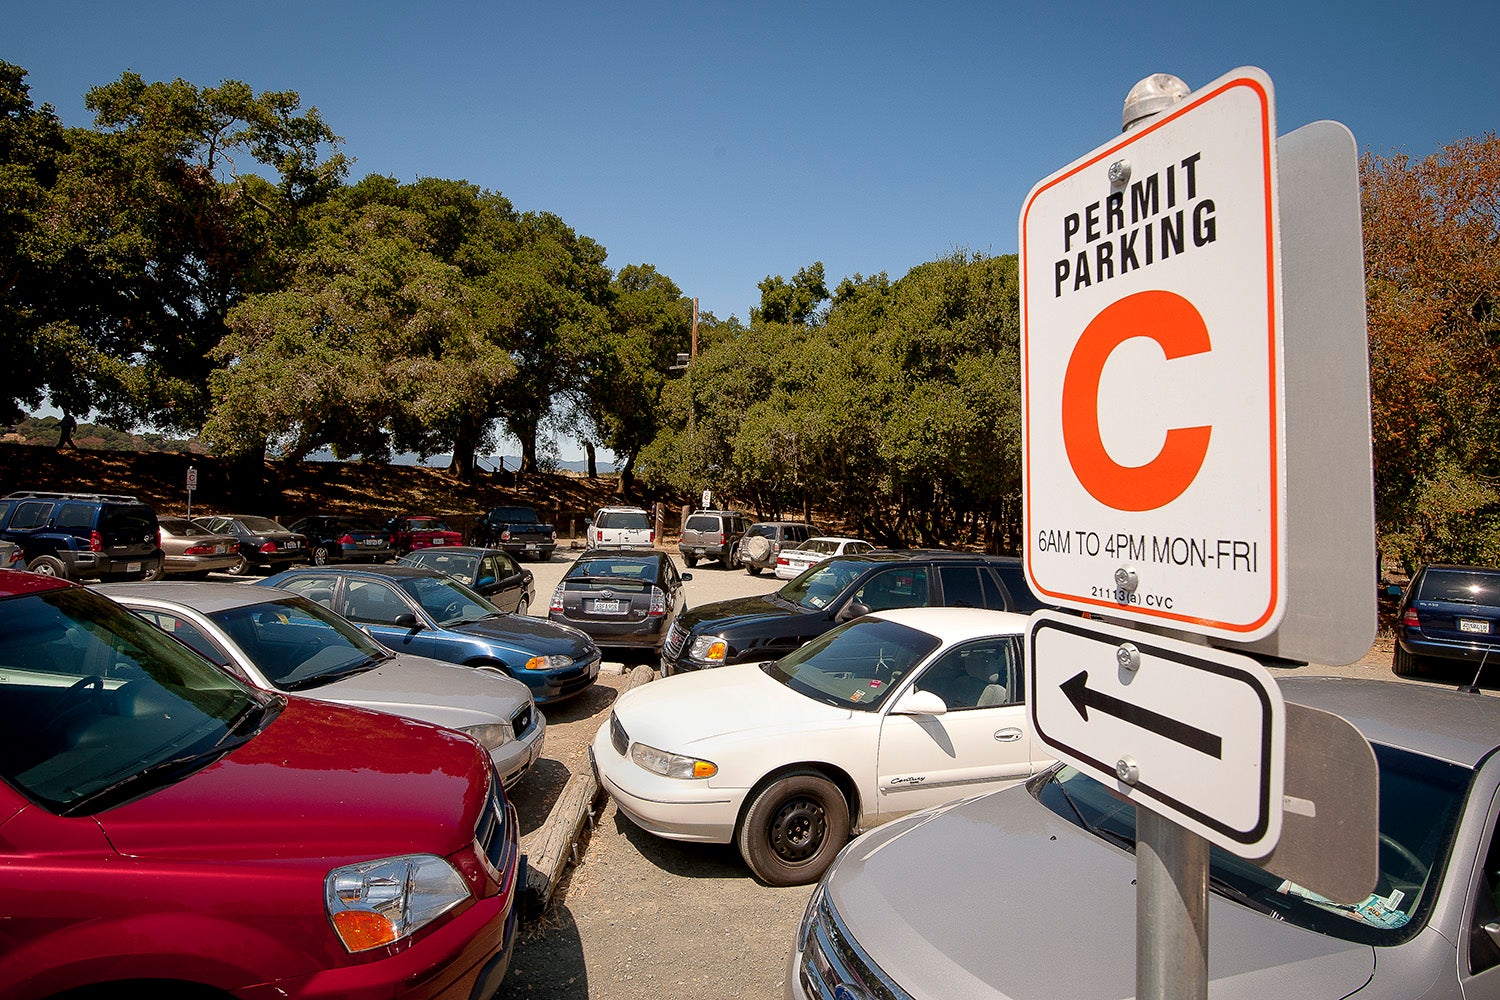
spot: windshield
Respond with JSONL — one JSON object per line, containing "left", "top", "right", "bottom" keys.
{"left": 778, "top": 556, "right": 871, "bottom": 610}
{"left": 209, "top": 596, "right": 387, "bottom": 691}
{"left": 1035, "top": 745, "right": 1470, "bottom": 946}
{"left": 408, "top": 518, "right": 452, "bottom": 531}
{"left": 0, "top": 586, "right": 270, "bottom": 815}
{"left": 159, "top": 517, "right": 210, "bottom": 536}
{"left": 764, "top": 617, "right": 939, "bottom": 711}
{"left": 400, "top": 550, "right": 479, "bottom": 579}
{"left": 238, "top": 516, "right": 288, "bottom": 533}
{"left": 398, "top": 574, "right": 500, "bottom": 626}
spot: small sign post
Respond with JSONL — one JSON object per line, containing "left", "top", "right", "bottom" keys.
{"left": 186, "top": 465, "right": 197, "bottom": 519}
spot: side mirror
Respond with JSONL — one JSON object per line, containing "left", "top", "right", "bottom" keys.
{"left": 1385, "top": 584, "right": 1402, "bottom": 597}
{"left": 836, "top": 599, "right": 872, "bottom": 623}
{"left": 392, "top": 613, "right": 421, "bottom": 630}
{"left": 681, "top": 572, "right": 693, "bottom": 582}
{"left": 891, "top": 690, "right": 947, "bottom": 716}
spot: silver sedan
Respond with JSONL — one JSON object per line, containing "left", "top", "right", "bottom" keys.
{"left": 790, "top": 676, "right": 1500, "bottom": 999}
{"left": 95, "top": 581, "right": 546, "bottom": 789}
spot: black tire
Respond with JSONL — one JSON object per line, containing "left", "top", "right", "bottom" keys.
{"left": 312, "top": 545, "right": 331, "bottom": 566}
{"left": 1392, "top": 644, "right": 1422, "bottom": 677}
{"left": 516, "top": 597, "right": 530, "bottom": 618}
{"left": 684, "top": 554, "right": 698, "bottom": 568}
{"left": 746, "top": 565, "right": 763, "bottom": 576}
{"left": 724, "top": 545, "right": 741, "bottom": 571}
{"left": 737, "top": 772, "right": 850, "bottom": 886}
{"left": 143, "top": 560, "right": 166, "bottom": 581}
{"left": 224, "top": 554, "right": 249, "bottom": 576}
{"left": 27, "top": 555, "right": 68, "bottom": 579}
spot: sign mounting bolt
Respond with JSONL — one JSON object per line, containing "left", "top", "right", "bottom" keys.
{"left": 1116, "top": 642, "right": 1141, "bottom": 673}
{"left": 1108, "top": 159, "right": 1131, "bottom": 186}
{"left": 1114, "top": 566, "right": 1139, "bottom": 593}
{"left": 1115, "top": 755, "right": 1140, "bottom": 785}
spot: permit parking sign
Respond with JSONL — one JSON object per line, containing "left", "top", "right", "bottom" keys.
{"left": 1020, "top": 67, "right": 1284, "bottom": 640}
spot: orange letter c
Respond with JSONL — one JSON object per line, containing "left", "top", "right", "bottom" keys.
{"left": 1061, "top": 290, "right": 1212, "bottom": 512}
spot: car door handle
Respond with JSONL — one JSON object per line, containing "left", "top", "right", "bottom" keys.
{"left": 994, "top": 728, "right": 1023, "bottom": 742}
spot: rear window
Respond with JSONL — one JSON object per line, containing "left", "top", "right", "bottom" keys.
{"left": 100, "top": 505, "right": 155, "bottom": 535}
{"left": 600, "top": 512, "right": 650, "bottom": 530}
{"left": 488, "top": 508, "right": 537, "bottom": 524}
{"left": 1417, "top": 569, "right": 1500, "bottom": 605}
{"left": 685, "top": 515, "right": 720, "bottom": 532}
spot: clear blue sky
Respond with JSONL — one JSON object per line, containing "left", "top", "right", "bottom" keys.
{"left": 11, "top": 2, "right": 1496, "bottom": 324}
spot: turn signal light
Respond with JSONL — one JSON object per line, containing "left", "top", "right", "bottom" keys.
{"left": 330, "top": 910, "right": 398, "bottom": 951}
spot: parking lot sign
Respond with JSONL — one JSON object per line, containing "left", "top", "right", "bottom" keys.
{"left": 1020, "top": 67, "right": 1284, "bottom": 641}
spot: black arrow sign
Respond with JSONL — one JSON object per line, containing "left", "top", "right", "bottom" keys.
{"left": 1061, "top": 670, "right": 1223, "bottom": 759}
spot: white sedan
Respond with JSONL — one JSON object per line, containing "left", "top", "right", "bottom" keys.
{"left": 773, "top": 536, "right": 874, "bottom": 580}
{"left": 591, "top": 607, "right": 1051, "bottom": 885}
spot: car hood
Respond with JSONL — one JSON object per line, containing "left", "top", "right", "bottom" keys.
{"left": 615, "top": 663, "right": 847, "bottom": 750}
{"left": 456, "top": 613, "right": 597, "bottom": 656}
{"left": 822, "top": 784, "right": 1375, "bottom": 1000}
{"left": 96, "top": 697, "right": 489, "bottom": 862}
{"left": 306, "top": 654, "right": 532, "bottom": 728}
{"left": 677, "top": 592, "right": 810, "bottom": 633}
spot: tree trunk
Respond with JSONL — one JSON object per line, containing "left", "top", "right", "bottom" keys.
{"left": 448, "top": 414, "right": 483, "bottom": 481}
{"left": 584, "top": 441, "right": 597, "bottom": 479}
{"left": 619, "top": 451, "right": 636, "bottom": 498}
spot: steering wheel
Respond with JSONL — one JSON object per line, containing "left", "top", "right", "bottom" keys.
{"left": 46, "top": 674, "right": 105, "bottom": 724}
{"left": 1379, "top": 831, "right": 1425, "bottom": 886}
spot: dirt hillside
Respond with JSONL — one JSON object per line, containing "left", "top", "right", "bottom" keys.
{"left": 0, "top": 442, "right": 662, "bottom": 541}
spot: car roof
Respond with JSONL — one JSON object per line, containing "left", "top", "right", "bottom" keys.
{"left": 596, "top": 505, "right": 648, "bottom": 513}
{"left": 808, "top": 536, "right": 866, "bottom": 544}
{"left": 274, "top": 564, "right": 442, "bottom": 580}
{"left": 94, "top": 581, "right": 294, "bottom": 614}
{"left": 575, "top": 546, "right": 667, "bottom": 559}
{"left": 0, "top": 567, "right": 73, "bottom": 597}
{"left": 872, "top": 606, "right": 1030, "bottom": 640}
{"left": 402, "top": 546, "right": 495, "bottom": 557}
{"left": 1278, "top": 676, "right": 1500, "bottom": 768}
{"left": 828, "top": 549, "right": 1015, "bottom": 566}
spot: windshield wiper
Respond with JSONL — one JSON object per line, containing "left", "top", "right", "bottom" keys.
{"left": 60, "top": 739, "right": 242, "bottom": 817}
{"left": 1209, "top": 875, "right": 1285, "bottom": 918}
{"left": 282, "top": 656, "right": 382, "bottom": 690}
{"left": 1050, "top": 776, "right": 1135, "bottom": 851}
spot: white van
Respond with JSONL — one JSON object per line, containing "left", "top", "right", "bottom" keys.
{"left": 588, "top": 506, "right": 654, "bottom": 548}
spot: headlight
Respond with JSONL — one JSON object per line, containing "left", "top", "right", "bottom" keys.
{"left": 688, "top": 635, "right": 728, "bottom": 662}
{"left": 630, "top": 741, "right": 718, "bottom": 779}
{"left": 462, "top": 722, "right": 514, "bottom": 749}
{"left": 523, "top": 653, "right": 574, "bottom": 671}
{"left": 325, "top": 854, "right": 470, "bottom": 952}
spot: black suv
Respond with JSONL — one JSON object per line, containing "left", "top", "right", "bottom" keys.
{"left": 1393, "top": 563, "right": 1500, "bottom": 677}
{"left": 0, "top": 491, "right": 163, "bottom": 581}
{"left": 661, "top": 550, "right": 1029, "bottom": 675}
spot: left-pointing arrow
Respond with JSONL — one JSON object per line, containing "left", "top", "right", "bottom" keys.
{"left": 1061, "top": 670, "right": 1223, "bottom": 759}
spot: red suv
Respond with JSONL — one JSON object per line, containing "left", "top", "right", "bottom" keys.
{"left": 0, "top": 569, "right": 522, "bottom": 999}
{"left": 387, "top": 514, "right": 464, "bottom": 555}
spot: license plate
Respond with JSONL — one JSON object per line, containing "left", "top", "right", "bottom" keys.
{"left": 1459, "top": 618, "right": 1491, "bottom": 634}
{"left": 361, "top": 538, "right": 381, "bottom": 547}
{"left": 691, "top": 548, "right": 704, "bottom": 556}
{"left": 590, "top": 599, "right": 624, "bottom": 614}
{"left": 127, "top": 562, "right": 141, "bottom": 573}
{"left": 215, "top": 544, "right": 227, "bottom": 554}
{"left": 432, "top": 538, "right": 445, "bottom": 545}
{"left": 526, "top": 543, "right": 537, "bottom": 551}
{"left": 286, "top": 541, "right": 300, "bottom": 549}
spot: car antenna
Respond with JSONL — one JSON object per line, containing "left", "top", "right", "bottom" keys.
{"left": 1457, "top": 644, "right": 1493, "bottom": 695}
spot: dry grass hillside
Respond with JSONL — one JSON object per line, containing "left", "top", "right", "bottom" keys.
{"left": 0, "top": 443, "right": 664, "bottom": 542}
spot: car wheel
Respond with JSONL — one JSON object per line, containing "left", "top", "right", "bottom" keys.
{"left": 725, "top": 545, "right": 741, "bottom": 570}
{"left": 27, "top": 555, "right": 68, "bottom": 579}
{"left": 312, "top": 545, "right": 331, "bottom": 566}
{"left": 684, "top": 554, "right": 698, "bottom": 568}
{"left": 224, "top": 554, "right": 249, "bottom": 576}
{"left": 746, "top": 564, "right": 763, "bottom": 576}
{"left": 143, "top": 560, "right": 166, "bottom": 582}
{"left": 516, "top": 597, "right": 530, "bottom": 617}
{"left": 1392, "top": 644, "right": 1422, "bottom": 677}
{"left": 737, "top": 771, "right": 850, "bottom": 887}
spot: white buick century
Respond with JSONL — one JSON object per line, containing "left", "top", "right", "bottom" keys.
{"left": 591, "top": 607, "right": 1054, "bottom": 885}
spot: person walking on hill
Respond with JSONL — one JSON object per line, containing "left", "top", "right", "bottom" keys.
{"left": 56, "top": 413, "right": 78, "bottom": 450}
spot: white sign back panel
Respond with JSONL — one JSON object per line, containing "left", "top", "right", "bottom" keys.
{"left": 1020, "top": 67, "right": 1284, "bottom": 640}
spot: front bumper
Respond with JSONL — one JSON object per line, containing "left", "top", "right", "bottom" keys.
{"left": 489, "top": 710, "right": 547, "bottom": 790}
{"left": 589, "top": 724, "right": 743, "bottom": 843}
{"left": 518, "top": 650, "right": 601, "bottom": 704}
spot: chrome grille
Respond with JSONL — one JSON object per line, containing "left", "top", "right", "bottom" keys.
{"left": 797, "top": 891, "right": 910, "bottom": 1000}
{"left": 609, "top": 711, "right": 629, "bottom": 756}
{"left": 510, "top": 702, "right": 533, "bottom": 737}
{"left": 664, "top": 619, "right": 688, "bottom": 659}
{"left": 474, "top": 766, "right": 517, "bottom": 880}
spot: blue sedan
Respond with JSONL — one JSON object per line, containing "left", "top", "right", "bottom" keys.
{"left": 258, "top": 564, "right": 602, "bottom": 704}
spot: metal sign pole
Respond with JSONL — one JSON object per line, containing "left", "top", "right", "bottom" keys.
{"left": 1137, "top": 809, "right": 1208, "bottom": 1000}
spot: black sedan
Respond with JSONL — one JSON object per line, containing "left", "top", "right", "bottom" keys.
{"left": 192, "top": 514, "right": 307, "bottom": 576}
{"left": 396, "top": 545, "right": 535, "bottom": 615}
{"left": 287, "top": 514, "right": 395, "bottom": 566}
{"left": 548, "top": 547, "right": 690, "bottom": 652}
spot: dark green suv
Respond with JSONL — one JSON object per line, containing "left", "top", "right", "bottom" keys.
{"left": 0, "top": 491, "right": 163, "bottom": 580}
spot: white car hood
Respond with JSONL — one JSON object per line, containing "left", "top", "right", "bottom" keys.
{"left": 308, "top": 654, "right": 532, "bottom": 729}
{"left": 615, "top": 663, "right": 849, "bottom": 750}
